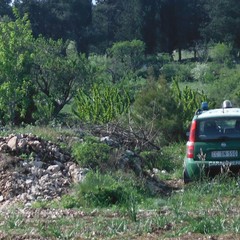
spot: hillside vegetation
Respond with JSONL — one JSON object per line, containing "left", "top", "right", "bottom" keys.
{"left": 0, "top": 1, "right": 240, "bottom": 239}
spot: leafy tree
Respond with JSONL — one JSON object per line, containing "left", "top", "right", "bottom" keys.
{"left": 113, "top": 0, "right": 142, "bottom": 42}
{"left": 210, "top": 42, "right": 233, "bottom": 65}
{"left": 159, "top": 0, "right": 205, "bottom": 58}
{"left": 107, "top": 40, "right": 145, "bottom": 82}
{"left": 0, "top": 9, "right": 35, "bottom": 124}
{"left": 13, "top": 0, "right": 92, "bottom": 53}
{"left": 92, "top": 0, "right": 142, "bottom": 53}
{"left": 31, "top": 38, "right": 88, "bottom": 121}
{"left": 140, "top": 0, "right": 162, "bottom": 54}
{"left": 202, "top": 0, "right": 240, "bottom": 48}
{"left": 0, "top": 0, "right": 12, "bottom": 18}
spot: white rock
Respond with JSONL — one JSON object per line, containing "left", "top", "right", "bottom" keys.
{"left": 33, "top": 161, "right": 44, "bottom": 168}
{"left": 53, "top": 160, "right": 63, "bottom": 168}
{"left": 7, "top": 136, "right": 18, "bottom": 151}
{"left": 47, "top": 165, "right": 60, "bottom": 173}
{"left": 26, "top": 179, "right": 33, "bottom": 185}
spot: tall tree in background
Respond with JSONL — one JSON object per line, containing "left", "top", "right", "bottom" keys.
{"left": 51, "top": 0, "right": 92, "bottom": 53}
{"left": 202, "top": 0, "right": 240, "bottom": 48}
{"left": 114, "top": 0, "right": 142, "bottom": 42}
{"left": 141, "top": 0, "right": 162, "bottom": 54}
{"left": 13, "top": 0, "right": 92, "bottom": 54}
{"left": 91, "top": 0, "right": 116, "bottom": 52}
{"left": 92, "top": 0, "right": 204, "bottom": 56}
{"left": 0, "top": 0, "right": 12, "bottom": 18}
{"left": 159, "top": 0, "right": 204, "bottom": 59}
{"left": 92, "top": 0, "right": 142, "bottom": 53}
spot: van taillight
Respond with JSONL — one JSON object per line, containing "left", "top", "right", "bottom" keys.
{"left": 189, "top": 120, "right": 197, "bottom": 142}
{"left": 187, "top": 141, "right": 194, "bottom": 158}
{"left": 187, "top": 120, "right": 197, "bottom": 158}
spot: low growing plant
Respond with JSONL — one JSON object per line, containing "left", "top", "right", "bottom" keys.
{"left": 75, "top": 171, "right": 143, "bottom": 209}
{"left": 140, "top": 150, "right": 175, "bottom": 172}
{"left": 140, "top": 142, "right": 185, "bottom": 175}
{"left": 72, "top": 136, "right": 112, "bottom": 170}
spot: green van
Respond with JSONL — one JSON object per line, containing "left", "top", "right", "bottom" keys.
{"left": 184, "top": 100, "right": 240, "bottom": 183}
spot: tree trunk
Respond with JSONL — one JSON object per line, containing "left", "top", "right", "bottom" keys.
{"left": 178, "top": 48, "right": 182, "bottom": 61}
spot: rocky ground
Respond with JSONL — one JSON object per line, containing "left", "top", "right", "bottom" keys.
{"left": 0, "top": 134, "right": 236, "bottom": 239}
{"left": 0, "top": 133, "right": 88, "bottom": 208}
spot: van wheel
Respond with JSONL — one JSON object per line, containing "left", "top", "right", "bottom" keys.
{"left": 183, "top": 169, "right": 192, "bottom": 184}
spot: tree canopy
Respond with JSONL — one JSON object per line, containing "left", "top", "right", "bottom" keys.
{"left": 0, "top": 0, "right": 233, "bottom": 55}
{"left": 0, "top": 0, "right": 240, "bottom": 127}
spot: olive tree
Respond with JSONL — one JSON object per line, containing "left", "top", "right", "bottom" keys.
{"left": 31, "top": 38, "right": 89, "bottom": 122}
{"left": 0, "top": 9, "right": 91, "bottom": 124}
{"left": 0, "top": 9, "right": 35, "bottom": 124}
{"left": 107, "top": 40, "right": 145, "bottom": 83}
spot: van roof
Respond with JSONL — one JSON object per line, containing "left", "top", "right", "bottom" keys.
{"left": 195, "top": 108, "right": 240, "bottom": 119}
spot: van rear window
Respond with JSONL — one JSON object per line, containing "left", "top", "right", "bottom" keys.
{"left": 197, "top": 117, "right": 240, "bottom": 140}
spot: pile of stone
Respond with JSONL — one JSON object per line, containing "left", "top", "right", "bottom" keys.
{"left": 0, "top": 134, "right": 88, "bottom": 207}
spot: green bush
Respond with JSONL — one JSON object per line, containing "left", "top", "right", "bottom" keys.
{"left": 72, "top": 137, "right": 112, "bottom": 169}
{"left": 172, "top": 80, "right": 214, "bottom": 129}
{"left": 140, "top": 150, "right": 175, "bottom": 172}
{"left": 60, "top": 195, "right": 82, "bottom": 209}
{"left": 208, "top": 67, "right": 240, "bottom": 106}
{"left": 140, "top": 142, "right": 185, "bottom": 172}
{"left": 191, "top": 63, "right": 210, "bottom": 83}
{"left": 139, "top": 53, "right": 172, "bottom": 79}
{"left": 75, "top": 171, "right": 143, "bottom": 208}
{"left": 107, "top": 40, "right": 145, "bottom": 77}
{"left": 210, "top": 42, "right": 233, "bottom": 65}
{"left": 161, "top": 62, "right": 193, "bottom": 82}
{"left": 72, "top": 83, "right": 130, "bottom": 124}
{"left": 115, "top": 72, "right": 146, "bottom": 102}
{"left": 131, "top": 77, "right": 184, "bottom": 146}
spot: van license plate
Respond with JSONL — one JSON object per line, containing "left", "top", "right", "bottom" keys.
{"left": 211, "top": 150, "right": 238, "bottom": 158}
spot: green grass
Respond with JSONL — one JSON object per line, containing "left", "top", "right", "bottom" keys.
{"left": 0, "top": 127, "right": 240, "bottom": 239}
{"left": 2, "top": 175, "right": 240, "bottom": 239}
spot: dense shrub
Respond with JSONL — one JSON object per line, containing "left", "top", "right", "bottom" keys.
{"left": 209, "top": 43, "right": 233, "bottom": 65}
{"left": 131, "top": 77, "right": 184, "bottom": 146}
{"left": 138, "top": 53, "right": 172, "bottom": 79}
{"left": 107, "top": 40, "right": 145, "bottom": 82}
{"left": 140, "top": 150, "right": 175, "bottom": 172}
{"left": 161, "top": 62, "right": 193, "bottom": 82}
{"left": 115, "top": 72, "right": 146, "bottom": 102}
{"left": 75, "top": 171, "right": 143, "bottom": 208}
{"left": 72, "top": 136, "right": 112, "bottom": 170}
{"left": 172, "top": 80, "right": 216, "bottom": 129}
{"left": 191, "top": 63, "right": 210, "bottom": 83}
{"left": 140, "top": 142, "right": 185, "bottom": 173}
{"left": 72, "top": 83, "right": 130, "bottom": 124}
{"left": 208, "top": 68, "right": 240, "bottom": 106}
